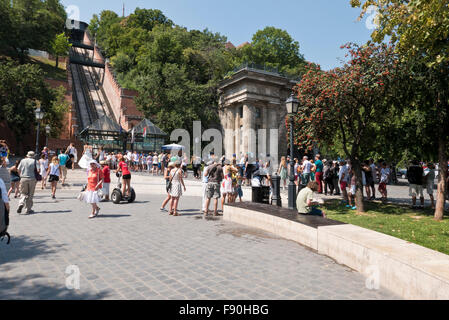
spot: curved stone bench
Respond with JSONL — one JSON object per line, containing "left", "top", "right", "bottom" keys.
{"left": 224, "top": 202, "right": 449, "bottom": 299}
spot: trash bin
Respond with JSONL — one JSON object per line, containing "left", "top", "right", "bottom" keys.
{"left": 252, "top": 186, "right": 270, "bottom": 204}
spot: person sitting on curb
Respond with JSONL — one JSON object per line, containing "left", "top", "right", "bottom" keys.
{"left": 296, "top": 181, "right": 326, "bottom": 218}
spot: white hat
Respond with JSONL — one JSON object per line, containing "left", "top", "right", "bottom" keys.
{"left": 26, "top": 151, "right": 35, "bottom": 158}
{"left": 89, "top": 160, "right": 100, "bottom": 168}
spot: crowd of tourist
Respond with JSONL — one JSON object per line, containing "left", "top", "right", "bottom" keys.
{"left": 0, "top": 138, "right": 448, "bottom": 223}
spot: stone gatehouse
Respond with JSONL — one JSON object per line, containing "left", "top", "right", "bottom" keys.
{"left": 218, "top": 66, "right": 297, "bottom": 162}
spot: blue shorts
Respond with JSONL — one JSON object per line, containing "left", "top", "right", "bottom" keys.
{"left": 309, "top": 207, "right": 323, "bottom": 217}
{"left": 158, "top": 163, "right": 161, "bottom": 169}
{"left": 236, "top": 186, "right": 243, "bottom": 198}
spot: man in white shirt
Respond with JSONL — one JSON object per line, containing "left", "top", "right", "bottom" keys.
{"left": 301, "top": 156, "right": 312, "bottom": 185}
{"left": 17, "top": 151, "right": 38, "bottom": 215}
{"left": 338, "top": 160, "right": 349, "bottom": 204}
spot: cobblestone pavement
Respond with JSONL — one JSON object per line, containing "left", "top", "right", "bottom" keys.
{"left": 0, "top": 170, "right": 400, "bottom": 300}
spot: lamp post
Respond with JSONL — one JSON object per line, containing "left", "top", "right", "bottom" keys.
{"left": 45, "top": 125, "right": 51, "bottom": 149}
{"left": 285, "top": 94, "right": 299, "bottom": 210}
{"left": 34, "top": 104, "right": 44, "bottom": 159}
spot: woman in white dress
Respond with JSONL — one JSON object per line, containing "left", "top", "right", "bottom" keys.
{"left": 78, "top": 143, "right": 94, "bottom": 169}
{"left": 39, "top": 153, "right": 49, "bottom": 189}
{"left": 84, "top": 160, "right": 104, "bottom": 219}
{"left": 66, "top": 143, "right": 78, "bottom": 170}
{"left": 168, "top": 162, "right": 186, "bottom": 216}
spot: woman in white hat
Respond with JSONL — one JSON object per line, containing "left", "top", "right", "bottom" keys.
{"left": 85, "top": 160, "right": 104, "bottom": 219}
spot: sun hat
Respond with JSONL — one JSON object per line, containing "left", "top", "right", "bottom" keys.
{"left": 26, "top": 151, "right": 35, "bottom": 158}
{"left": 100, "top": 160, "right": 107, "bottom": 165}
{"left": 89, "top": 160, "right": 101, "bottom": 168}
{"left": 168, "top": 162, "right": 175, "bottom": 168}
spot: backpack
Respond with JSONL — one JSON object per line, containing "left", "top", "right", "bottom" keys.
{"left": 0, "top": 185, "right": 10, "bottom": 244}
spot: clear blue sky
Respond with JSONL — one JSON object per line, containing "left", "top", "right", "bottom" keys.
{"left": 61, "top": 0, "right": 375, "bottom": 70}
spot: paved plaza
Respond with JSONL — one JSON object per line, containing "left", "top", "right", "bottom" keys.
{"left": 0, "top": 170, "right": 400, "bottom": 300}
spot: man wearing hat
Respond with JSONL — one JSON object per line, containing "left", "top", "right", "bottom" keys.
{"left": 17, "top": 151, "right": 38, "bottom": 215}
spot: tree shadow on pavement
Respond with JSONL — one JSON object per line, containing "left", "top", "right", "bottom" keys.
{"left": 0, "top": 236, "right": 110, "bottom": 299}
{"left": 0, "top": 235, "right": 63, "bottom": 266}
{"left": 0, "top": 274, "right": 110, "bottom": 300}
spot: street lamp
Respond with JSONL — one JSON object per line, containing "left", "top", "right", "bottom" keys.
{"left": 285, "top": 94, "right": 299, "bottom": 210}
{"left": 45, "top": 125, "right": 51, "bottom": 148}
{"left": 34, "top": 104, "right": 44, "bottom": 159}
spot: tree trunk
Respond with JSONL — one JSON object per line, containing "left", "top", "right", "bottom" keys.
{"left": 55, "top": 56, "right": 59, "bottom": 68}
{"left": 435, "top": 131, "right": 447, "bottom": 221}
{"left": 351, "top": 157, "right": 365, "bottom": 213}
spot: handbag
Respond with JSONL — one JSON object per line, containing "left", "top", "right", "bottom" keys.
{"left": 77, "top": 191, "right": 85, "bottom": 201}
{"left": 34, "top": 160, "right": 42, "bottom": 182}
{"left": 166, "top": 169, "right": 179, "bottom": 193}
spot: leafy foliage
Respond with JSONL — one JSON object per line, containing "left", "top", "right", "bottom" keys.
{"left": 239, "top": 26, "right": 306, "bottom": 76}
{"left": 0, "top": 61, "right": 68, "bottom": 141}
{"left": 50, "top": 32, "right": 72, "bottom": 68}
{"left": 351, "top": 0, "right": 449, "bottom": 219}
{"left": 90, "top": 8, "right": 307, "bottom": 135}
{"left": 293, "top": 43, "right": 405, "bottom": 212}
{"left": 0, "top": 0, "right": 67, "bottom": 63}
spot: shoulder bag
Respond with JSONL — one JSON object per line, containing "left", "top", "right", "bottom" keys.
{"left": 166, "top": 169, "right": 179, "bottom": 193}
{"left": 34, "top": 160, "right": 42, "bottom": 181}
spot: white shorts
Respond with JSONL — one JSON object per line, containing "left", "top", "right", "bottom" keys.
{"left": 102, "top": 183, "right": 110, "bottom": 197}
{"left": 409, "top": 184, "right": 424, "bottom": 197}
{"left": 350, "top": 185, "right": 356, "bottom": 195}
{"left": 427, "top": 183, "right": 434, "bottom": 196}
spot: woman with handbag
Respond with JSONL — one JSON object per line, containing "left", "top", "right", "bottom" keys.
{"left": 160, "top": 162, "right": 175, "bottom": 211}
{"left": 84, "top": 160, "right": 104, "bottom": 219}
{"left": 168, "top": 162, "right": 186, "bottom": 216}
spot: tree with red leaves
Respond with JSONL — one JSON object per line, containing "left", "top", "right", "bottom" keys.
{"left": 292, "top": 43, "right": 404, "bottom": 213}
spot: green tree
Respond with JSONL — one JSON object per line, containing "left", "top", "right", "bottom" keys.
{"left": 125, "top": 8, "right": 173, "bottom": 31}
{"left": 239, "top": 26, "right": 305, "bottom": 76}
{"left": 351, "top": 0, "right": 449, "bottom": 219}
{"left": 0, "top": 62, "right": 65, "bottom": 146}
{"left": 0, "top": 0, "right": 66, "bottom": 63}
{"left": 50, "top": 33, "right": 72, "bottom": 68}
{"left": 293, "top": 43, "right": 403, "bottom": 213}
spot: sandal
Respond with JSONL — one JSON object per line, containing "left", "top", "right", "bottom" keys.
{"left": 169, "top": 210, "right": 174, "bottom": 215}
{"left": 88, "top": 214, "right": 96, "bottom": 219}
{"left": 173, "top": 212, "right": 179, "bottom": 216}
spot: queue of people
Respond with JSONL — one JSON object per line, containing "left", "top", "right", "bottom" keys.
{"left": 2, "top": 135, "right": 447, "bottom": 224}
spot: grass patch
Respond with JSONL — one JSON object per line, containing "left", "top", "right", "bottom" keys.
{"left": 29, "top": 56, "right": 66, "bottom": 81}
{"left": 323, "top": 200, "right": 449, "bottom": 255}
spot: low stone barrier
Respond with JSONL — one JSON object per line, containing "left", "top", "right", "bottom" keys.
{"left": 224, "top": 202, "right": 449, "bottom": 299}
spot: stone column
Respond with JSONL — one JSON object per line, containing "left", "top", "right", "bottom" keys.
{"left": 226, "top": 109, "right": 235, "bottom": 159}
{"left": 269, "top": 107, "right": 279, "bottom": 161}
{"left": 234, "top": 106, "right": 240, "bottom": 157}
{"left": 243, "top": 103, "right": 256, "bottom": 159}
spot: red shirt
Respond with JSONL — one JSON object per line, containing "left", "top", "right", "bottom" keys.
{"left": 102, "top": 166, "right": 111, "bottom": 183}
{"left": 87, "top": 168, "right": 104, "bottom": 191}
{"left": 118, "top": 161, "right": 130, "bottom": 175}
